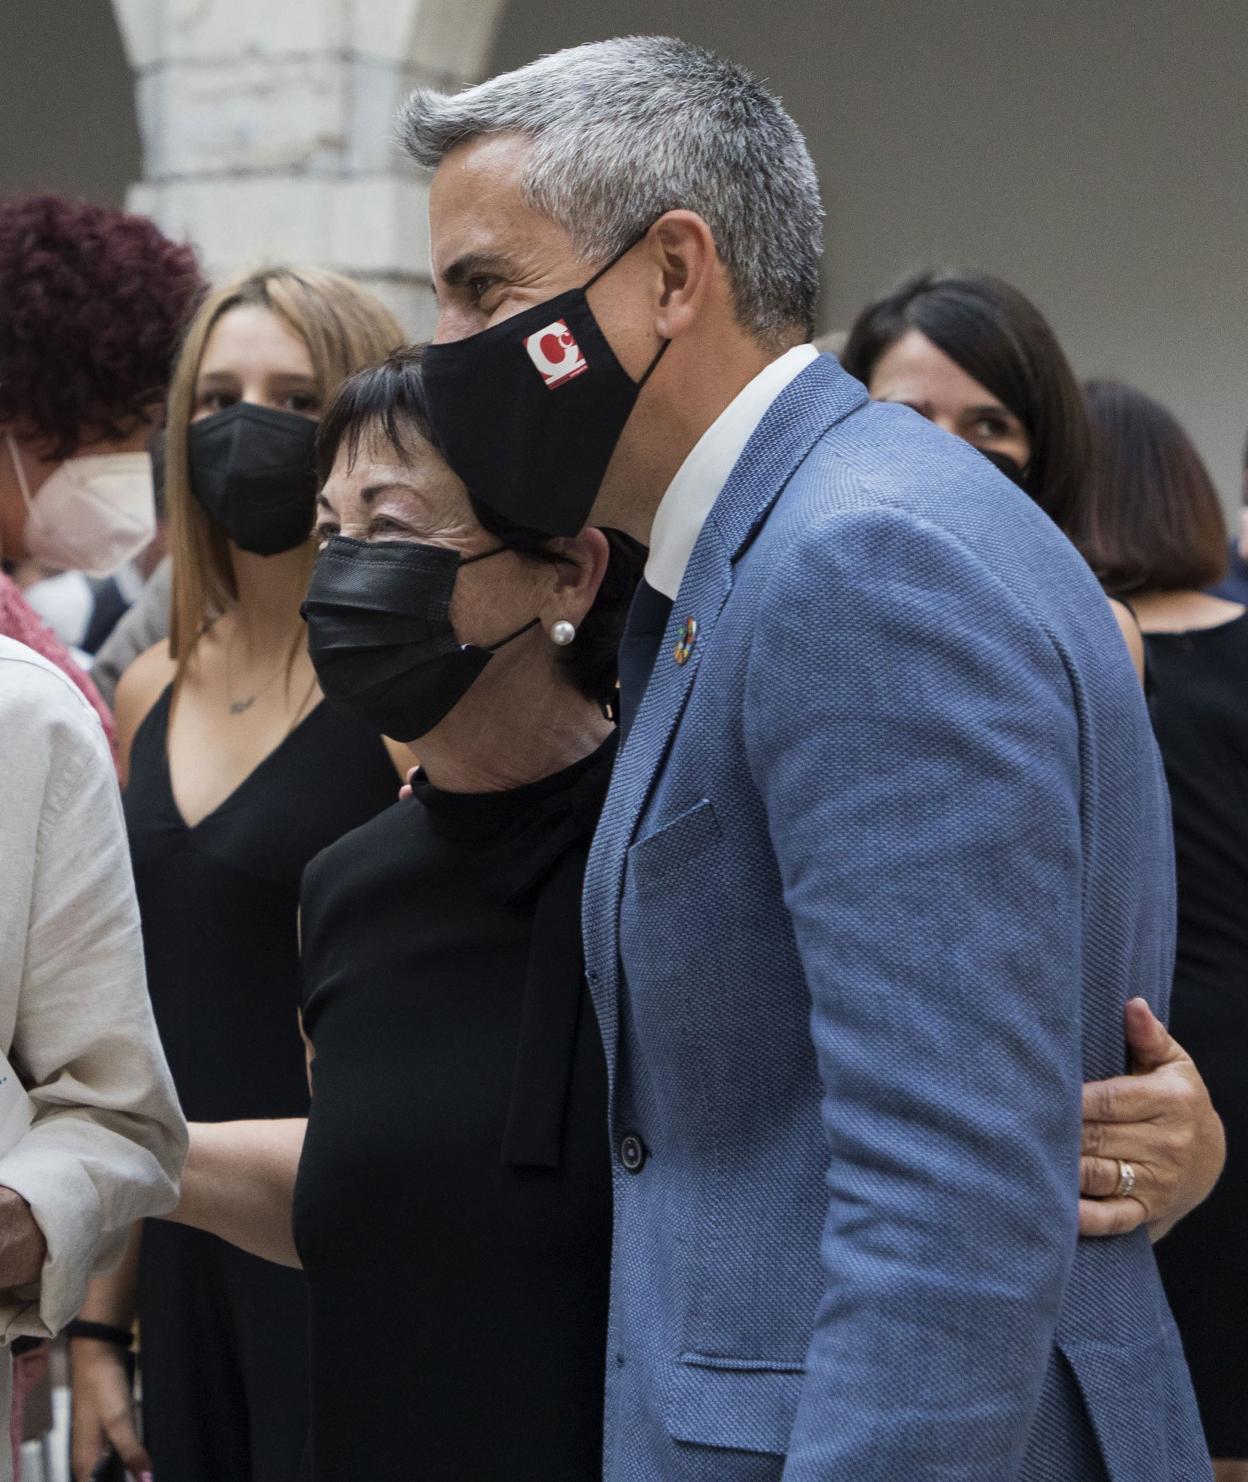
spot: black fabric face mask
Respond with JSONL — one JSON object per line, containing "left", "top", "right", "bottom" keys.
{"left": 422, "top": 238, "right": 668, "bottom": 538}
{"left": 301, "top": 536, "right": 537, "bottom": 742}
{"left": 188, "top": 403, "right": 319, "bottom": 555}
{"left": 978, "top": 446, "right": 1030, "bottom": 491}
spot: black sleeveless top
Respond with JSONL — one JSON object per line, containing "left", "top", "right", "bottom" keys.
{"left": 1145, "top": 614, "right": 1248, "bottom": 1452}
{"left": 124, "top": 685, "right": 399, "bottom": 1120}
{"left": 125, "top": 685, "right": 399, "bottom": 1482}
{"left": 1143, "top": 615, "right": 1248, "bottom": 1002}
{"left": 293, "top": 738, "right": 615, "bottom": 1481}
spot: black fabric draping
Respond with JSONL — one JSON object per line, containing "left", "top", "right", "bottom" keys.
{"left": 294, "top": 734, "right": 615, "bottom": 1479}
{"left": 409, "top": 731, "right": 618, "bottom": 1169}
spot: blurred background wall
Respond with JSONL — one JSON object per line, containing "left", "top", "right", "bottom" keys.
{"left": 0, "top": 1, "right": 140, "bottom": 203}
{"left": 3, "top": 0, "right": 1245, "bottom": 506}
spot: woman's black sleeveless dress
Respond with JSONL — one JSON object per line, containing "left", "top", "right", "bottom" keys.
{"left": 293, "top": 739, "right": 614, "bottom": 1481}
{"left": 1145, "top": 615, "right": 1248, "bottom": 1458}
{"left": 124, "top": 686, "right": 398, "bottom": 1482}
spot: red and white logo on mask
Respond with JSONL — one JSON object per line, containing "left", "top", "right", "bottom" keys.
{"left": 524, "top": 320, "right": 588, "bottom": 389}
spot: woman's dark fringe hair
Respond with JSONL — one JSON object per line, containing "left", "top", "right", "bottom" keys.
{"left": 1076, "top": 379, "right": 1227, "bottom": 597}
{"left": 315, "top": 346, "right": 645, "bottom": 711}
{"left": 841, "top": 267, "right": 1090, "bottom": 533}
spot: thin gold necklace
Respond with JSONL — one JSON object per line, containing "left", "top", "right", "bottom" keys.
{"left": 225, "top": 627, "right": 303, "bottom": 717}
{"left": 228, "top": 661, "right": 318, "bottom": 733}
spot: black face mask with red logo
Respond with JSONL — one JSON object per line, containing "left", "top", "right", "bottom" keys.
{"left": 421, "top": 236, "right": 668, "bottom": 537}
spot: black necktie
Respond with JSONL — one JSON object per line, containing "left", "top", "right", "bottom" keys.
{"left": 616, "top": 578, "right": 673, "bottom": 742}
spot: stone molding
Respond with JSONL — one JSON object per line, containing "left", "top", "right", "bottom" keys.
{"left": 110, "top": 0, "right": 506, "bottom": 333}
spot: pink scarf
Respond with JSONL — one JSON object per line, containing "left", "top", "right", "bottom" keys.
{"left": 0, "top": 571, "right": 117, "bottom": 759}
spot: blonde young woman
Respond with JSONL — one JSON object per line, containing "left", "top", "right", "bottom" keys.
{"left": 69, "top": 268, "right": 408, "bottom": 1482}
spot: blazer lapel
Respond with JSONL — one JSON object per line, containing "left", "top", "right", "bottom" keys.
{"left": 583, "top": 530, "right": 728, "bottom": 1076}
{"left": 583, "top": 355, "right": 869, "bottom": 1080}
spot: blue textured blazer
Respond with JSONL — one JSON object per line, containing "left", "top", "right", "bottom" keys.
{"left": 582, "top": 355, "right": 1209, "bottom": 1481}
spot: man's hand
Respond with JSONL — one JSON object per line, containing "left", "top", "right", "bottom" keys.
{"left": 0, "top": 1185, "right": 46, "bottom": 1288}
{"left": 1079, "top": 998, "right": 1225, "bottom": 1240}
{"left": 399, "top": 765, "right": 418, "bottom": 801}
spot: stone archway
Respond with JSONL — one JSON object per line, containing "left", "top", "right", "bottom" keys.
{"left": 110, "top": 0, "right": 508, "bottom": 333}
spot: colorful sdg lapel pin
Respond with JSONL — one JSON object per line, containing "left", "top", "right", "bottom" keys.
{"left": 673, "top": 616, "right": 698, "bottom": 666}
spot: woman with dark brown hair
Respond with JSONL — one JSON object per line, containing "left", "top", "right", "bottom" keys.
{"left": 151, "top": 350, "right": 644, "bottom": 1480}
{"left": 841, "top": 268, "right": 1147, "bottom": 677}
{"left": 1083, "top": 378, "right": 1248, "bottom": 1482}
{"left": 840, "top": 270, "right": 1230, "bottom": 1257}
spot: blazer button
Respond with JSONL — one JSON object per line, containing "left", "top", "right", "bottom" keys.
{"left": 619, "top": 1133, "right": 647, "bottom": 1173}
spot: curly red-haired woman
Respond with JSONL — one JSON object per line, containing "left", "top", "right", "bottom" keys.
{"left": 0, "top": 194, "right": 204, "bottom": 744}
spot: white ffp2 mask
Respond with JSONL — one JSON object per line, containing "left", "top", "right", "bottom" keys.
{"left": 6, "top": 433, "right": 156, "bottom": 577}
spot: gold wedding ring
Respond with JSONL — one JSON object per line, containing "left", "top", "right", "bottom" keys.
{"left": 1114, "top": 1159, "right": 1137, "bottom": 1200}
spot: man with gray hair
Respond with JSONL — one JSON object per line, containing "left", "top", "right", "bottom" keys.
{"left": 403, "top": 36, "right": 1210, "bottom": 1480}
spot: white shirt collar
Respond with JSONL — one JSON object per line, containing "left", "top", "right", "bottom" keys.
{"left": 644, "top": 344, "right": 819, "bottom": 599}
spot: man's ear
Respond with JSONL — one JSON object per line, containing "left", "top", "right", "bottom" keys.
{"left": 646, "top": 210, "right": 719, "bottom": 343}
{"left": 541, "top": 528, "right": 610, "bottom": 632}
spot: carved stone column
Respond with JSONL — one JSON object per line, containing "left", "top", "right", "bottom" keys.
{"left": 110, "top": 0, "right": 506, "bottom": 335}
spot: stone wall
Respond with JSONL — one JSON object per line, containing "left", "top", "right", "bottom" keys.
{"left": 111, "top": 0, "right": 506, "bottom": 336}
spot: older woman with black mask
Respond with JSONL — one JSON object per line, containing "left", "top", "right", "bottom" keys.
{"left": 162, "top": 348, "right": 642, "bottom": 1481}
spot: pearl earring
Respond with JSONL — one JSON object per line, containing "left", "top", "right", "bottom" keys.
{"left": 550, "top": 620, "right": 577, "bottom": 646}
